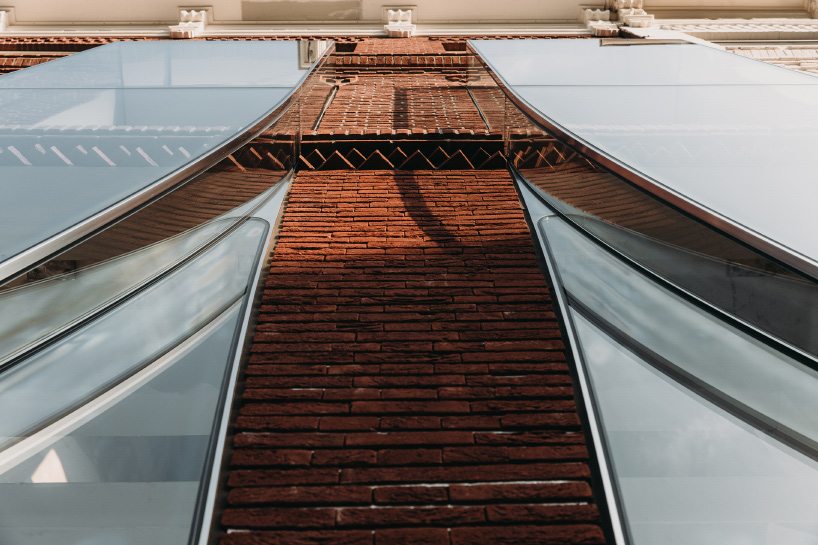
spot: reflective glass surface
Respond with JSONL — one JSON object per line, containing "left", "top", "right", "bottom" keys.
{"left": 0, "top": 40, "right": 308, "bottom": 267}
{"left": 508, "top": 140, "right": 818, "bottom": 355}
{"left": 0, "top": 166, "right": 288, "bottom": 362}
{"left": 0, "top": 220, "right": 266, "bottom": 446}
{"left": 0, "top": 165, "right": 290, "bottom": 543}
{"left": 0, "top": 213, "right": 268, "bottom": 543}
{"left": 532, "top": 206, "right": 818, "bottom": 543}
{"left": 0, "top": 39, "right": 317, "bottom": 543}
{"left": 0, "top": 306, "right": 242, "bottom": 545}
{"left": 471, "top": 39, "right": 818, "bottom": 269}
{"left": 0, "top": 177, "right": 276, "bottom": 362}
{"left": 0, "top": 220, "right": 226, "bottom": 362}
{"left": 541, "top": 215, "right": 818, "bottom": 450}
{"left": 573, "top": 311, "right": 818, "bottom": 544}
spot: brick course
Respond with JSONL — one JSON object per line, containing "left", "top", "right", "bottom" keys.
{"left": 0, "top": 52, "right": 66, "bottom": 73}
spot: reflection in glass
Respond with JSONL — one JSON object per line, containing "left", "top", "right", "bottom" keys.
{"left": 540, "top": 215, "right": 818, "bottom": 458}
{"left": 0, "top": 219, "right": 266, "bottom": 450}
{"left": 474, "top": 37, "right": 818, "bottom": 543}
{"left": 0, "top": 306, "right": 243, "bottom": 545}
{"left": 572, "top": 312, "right": 818, "bottom": 545}
{"left": 0, "top": 40, "right": 308, "bottom": 271}
{"left": 533, "top": 208, "right": 818, "bottom": 544}
{"left": 0, "top": 206, "right": 268, "bottom": 544}
{"left": 0, "top": 219, "right": 226, "bottom": 362}
{"left": 477, "top": 39, "right": 818, "bottom": 356}
{"left": 471, "top": 38, "right": 818, "bottom": 278}
{"left": 0, "top": 165, "right": 288, "bottom": 362}
{"left": 509, "top": 137, "right": 818, "bottom": 355}
{"left": 0, "top": 38, "right": 321, "bottom": 544}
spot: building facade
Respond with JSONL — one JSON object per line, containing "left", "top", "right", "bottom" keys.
{"left": 0, "top": 2, "right": 817, "bottom": 544}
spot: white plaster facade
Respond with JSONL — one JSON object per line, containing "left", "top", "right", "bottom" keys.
{"left": 0, "top": 0, "right": 814, "bottom": 36}
{"left": 1, "top": 0, "right": 817, "bottom": 80}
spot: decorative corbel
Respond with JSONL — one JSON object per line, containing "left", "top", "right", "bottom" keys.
{"left": 169, "top": 8, "right": 210, "bottom": 39}
{"left": 613, "top": 0, "right": 653, "bottom": 27}
{"left": 582, "top": 8, "right": 618, "bottom": 36}
{"left": 384, "top": 8, "right": 416, "bottom": 38}
{"left": 0, "top": 7, "right": 13, "bottom": 33}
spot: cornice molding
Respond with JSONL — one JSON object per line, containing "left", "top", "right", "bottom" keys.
{"left": 0, "top": 22, "right": 590, "bottom": 38}
{"left": 660, "top": 19, "right": 818, "bottom": 39}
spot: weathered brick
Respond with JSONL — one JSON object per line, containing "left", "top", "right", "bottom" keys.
{"left": 222, "top": 507, "right": 335, "bottom": 528}
{"left": 231, "top": 449, "right": 313, "bottom": 467}
{"left": 449, "top": 482, "right": 593, "bottom": 502}
{"left": 486, "top": 503, "right": 601, "bottom": 524}
{"left": 374, "top": 528, "right": 450, "bottom": 545}
{"left": 228, "top": 485, "right": 372, "bottom": 506}
{"left": 312, "top": 449, "right": 378, "bottom": 466}
{"left": 344, "top": 431, "right": 474, "bottom": 447}
{"left": 337, "top": 506, "right": 484, "bottom": 526}
{"left": 373, "top": 485, "right": 449, "bottom": 504}
{"left": 222, "top": 530, "right": 372, "bottom": 545}
{"left": 451, "top": 525, "right": 605, "bottom": 545}
{"left": 378, "top": 448, "right": 442, "bottom": 465}
{"left": 228, "top": 468, "right": 339, "bottom": 487}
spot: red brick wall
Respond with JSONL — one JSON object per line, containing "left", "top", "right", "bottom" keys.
{"left": 222, "top": 171, "right": 606, "bottom": 545}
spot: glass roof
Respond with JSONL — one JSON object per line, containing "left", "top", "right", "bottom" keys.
{"left": 0, "top": 40, "right": 308, "bottom": 273}
{"left": 471, "top": 39, "right": 818, "bottom": 274}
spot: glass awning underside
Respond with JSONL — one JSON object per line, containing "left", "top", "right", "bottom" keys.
{"left": 471, "top": 39, "right": 818, "bottom": 545}
{"left": 471, "top": 39, "right": 818, "bottom": 277}
{"left": 0, "top": 40, "right": 310, "bottom": 282}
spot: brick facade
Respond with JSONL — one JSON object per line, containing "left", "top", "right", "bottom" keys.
{"left": 222, "top": 171, "right": 605, "bottom": 544}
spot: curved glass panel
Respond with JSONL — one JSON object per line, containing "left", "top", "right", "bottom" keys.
{"left": 0, "top": 219, "right": 267, "bottom": 449}
{"left": 0, "top": 166, "right": 289, "bottom": 363}
{"left": 471, "top": 39, "right": 818, "bottom": 272}
{"left": 0, "top": 306, "right": 243, "bottom": 545}
{"left": 509, "top": 147, "right": 818, "bottom": 355}
{"left": 0, "top": 178, "right": 280, "bottom": 362}
{"left": 0, "top": 39, "right": 324, "bottom": 544}
{"left": 533, "top": 208, "right": 818, "bottom": 544}
{"left": 540, "top": 215, "right": 818, "bottom": 451}
{"left": 0, "top": 220, "right": 226, "bottom": 362}
{"left": 572, "top": 311, "right": 818, "bottom": 545}
{"left": 0, "top": 215, "right": 268, "bottom": 544}
{"left": 488, "top": 39, "right": 818, "bottom": 543}
{"left": 0, "top": 40, "right": 309, "bottom": 269}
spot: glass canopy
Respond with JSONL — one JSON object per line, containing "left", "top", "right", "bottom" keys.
{"left": 532, "top": 200, "right": 818, "bottom": 544}
{"left": 470, "top": 39, "right": 818, "bottom": 277}
{"left": 0, "top": 39, "right": 323, "bottom": 544}
{"left": 0, "top": 40, "right": 310, "bottom": 279}
{"left": 477, "top": 38, "right": 818, "bottom": 545}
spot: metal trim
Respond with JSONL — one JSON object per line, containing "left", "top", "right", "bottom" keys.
{"left": 512, "top": 177, "right": 630, "bottom": 545}
{"left": 192, "top": 176, "right": 292, "bottom": 545}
